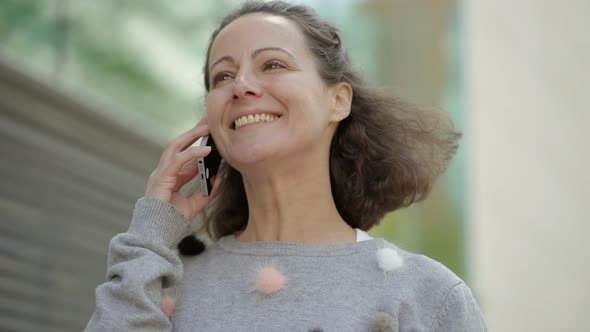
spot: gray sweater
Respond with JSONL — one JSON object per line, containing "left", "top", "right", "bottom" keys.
{"left": 85, "top": 197, "right": 488, "bottom": 331}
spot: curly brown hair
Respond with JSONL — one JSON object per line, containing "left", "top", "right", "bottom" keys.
{"left": 198, "top": 0, "right": 460, "bottom": 239}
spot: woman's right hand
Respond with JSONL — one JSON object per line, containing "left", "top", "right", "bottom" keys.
{"left": 145, "top": 117, "right": 221, "bottom": 222}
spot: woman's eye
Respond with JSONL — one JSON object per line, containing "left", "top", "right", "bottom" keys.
{"left": 263, "top": 61, "right": 286, "bottom": 71}
{"left": 212, "top": 72, "right": 233, "bottom": 86}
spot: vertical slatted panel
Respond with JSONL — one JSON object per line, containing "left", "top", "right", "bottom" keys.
{"left": 0, "top": 57, "right": 166, "bottom": 331}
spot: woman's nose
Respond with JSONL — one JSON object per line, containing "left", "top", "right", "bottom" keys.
{"left": 233, "top": 71, "right": 263, "bottom": 100}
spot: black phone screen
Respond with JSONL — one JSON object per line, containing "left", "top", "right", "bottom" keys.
{"left": 198, "top": 135, "right": 222, "bottom": 196}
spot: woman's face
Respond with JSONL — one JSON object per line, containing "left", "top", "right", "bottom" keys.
{"left": 206, "top": 13, "right": 345, "bottom": 173}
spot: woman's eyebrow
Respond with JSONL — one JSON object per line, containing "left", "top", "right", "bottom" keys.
{"left": 252, "top": 47, "right": 295, "bottom": 60}
{"left": 209, "top": 47, "right": 295, "bottom": 71}
{"left": 210, "top": 55, "right": 235, "bottom": 72}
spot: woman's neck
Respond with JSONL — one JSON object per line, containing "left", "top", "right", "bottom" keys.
{"left": 235, "top": 160, "right": 355, "bottom": 245}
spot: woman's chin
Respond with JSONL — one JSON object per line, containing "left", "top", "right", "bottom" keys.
{"left": 225, "top": 146, "right": 278, "bottom": 171}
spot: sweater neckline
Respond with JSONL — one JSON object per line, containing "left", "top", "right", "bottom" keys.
{"left": 217, "top": 234, "right": 387, "bottom": 257}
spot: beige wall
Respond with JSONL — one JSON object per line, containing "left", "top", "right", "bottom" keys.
{"left": 465, "top": 0, "right": 590, "bottom": 331}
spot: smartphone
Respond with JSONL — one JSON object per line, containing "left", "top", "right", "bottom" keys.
{"left": 197, "top": 135, "right": 222, "bottom": 196}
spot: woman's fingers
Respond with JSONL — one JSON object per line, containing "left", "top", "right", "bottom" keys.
{"left": 159, "top": 124, "right": 209, "bottom": 165}
{"left": 146, "top": 146, "right": 211, "bottom": 201}
{"left": 163, "top": 146, "right": 211, "bottom": 180}
{"left": 185, "top": 173, "right": 223, "bottom": 212}
{"left": 171, "top": 158, "right": 200, "bottom": 192}
{"left": 196, "top": 115, "right": 208, "bottom": 126}
{"left": 145, "top": 115, "right": 215, "bottom": 221}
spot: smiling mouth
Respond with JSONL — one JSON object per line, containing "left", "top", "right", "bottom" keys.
{"left": 233, "top": 113, "right": 281, "bottom": 130}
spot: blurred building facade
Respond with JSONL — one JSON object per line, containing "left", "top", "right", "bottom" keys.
{"left": 0, "top": 56, "right": 165, "bottom": 330}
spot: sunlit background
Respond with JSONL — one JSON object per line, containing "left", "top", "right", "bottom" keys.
{"left": 1, "top": 0, "right": 588, "bottom": 331}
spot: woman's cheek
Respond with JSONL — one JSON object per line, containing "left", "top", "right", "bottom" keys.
{"left": 206, "top": 95, "right": 226, "bottom": 128}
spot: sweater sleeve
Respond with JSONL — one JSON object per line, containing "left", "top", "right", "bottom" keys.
{"left": 84, "top": 197, "right": 191, "bottom": 332}
{"left": 432, "top": 282, "right": 488, "bottom": 332}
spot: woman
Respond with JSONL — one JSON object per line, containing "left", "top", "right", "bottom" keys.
{"left": 85, "top": 1, "right": 487, "bottom": 331}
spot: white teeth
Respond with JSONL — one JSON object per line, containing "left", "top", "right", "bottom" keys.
{"left": 234, "top": 113, "right": 279, "bottom": 129}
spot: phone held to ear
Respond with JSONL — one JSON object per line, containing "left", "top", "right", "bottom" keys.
{"left": 197, "top": 135, "right": 222, "bottom": 197}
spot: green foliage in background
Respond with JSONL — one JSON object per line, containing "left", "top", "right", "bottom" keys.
{"left": 0, "top": 0, "right": 240, "bottom": 137}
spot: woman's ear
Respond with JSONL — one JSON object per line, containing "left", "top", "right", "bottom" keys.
{"left": 329, "top": 82, "right": 353, "bottom": 123}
